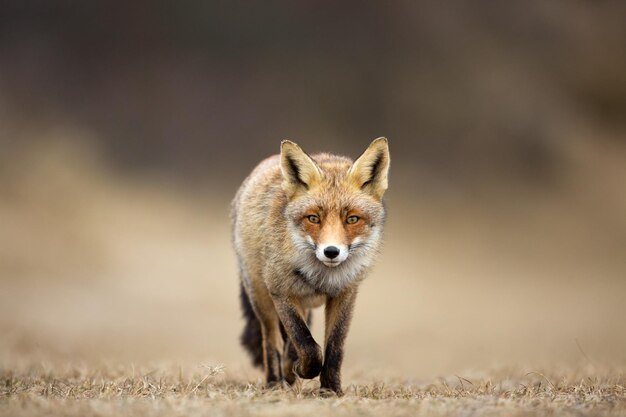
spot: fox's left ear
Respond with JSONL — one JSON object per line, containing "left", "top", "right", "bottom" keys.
{"left": 280, "top": 140, "right": 323, "bottom": 198}
{"left": 348, "top": 137, "right": 390, "bottom": 200}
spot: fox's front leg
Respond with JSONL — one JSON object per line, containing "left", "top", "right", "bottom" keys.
{"left": 320, "top": 287, "right": 357, "bottom": 396}
{"left": 260, "top": 319, "right": 284, "bottom": 384}
{"left": 246, "top": 280, "right": 284, "bottom": 385}
{"left": 273, "top": 296, "right": 323, "bottom": 380}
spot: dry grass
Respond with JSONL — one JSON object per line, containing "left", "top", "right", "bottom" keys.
{"left": 2, "top": 364, "right": 625, "bottom": 417}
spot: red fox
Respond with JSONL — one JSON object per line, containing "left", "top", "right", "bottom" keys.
{"left": 231, "top": 138, "right": 390, "bottom": 395}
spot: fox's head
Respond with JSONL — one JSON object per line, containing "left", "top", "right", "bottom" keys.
{"left": 280, "top": 138, "right": 389, "bottom": 281}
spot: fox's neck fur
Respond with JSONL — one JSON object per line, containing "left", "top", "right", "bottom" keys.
{"left": 289, "top": 223, "right": 382, "bottom": 297}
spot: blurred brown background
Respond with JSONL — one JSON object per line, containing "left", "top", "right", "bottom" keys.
{"left": 1, "top": 1, "right": 625, "bottom": 380}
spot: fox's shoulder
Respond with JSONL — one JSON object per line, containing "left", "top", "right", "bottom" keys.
{"left": 237, "top": 154, "right": 281, "bottom": 192}
{"left": 231, "top": 154, "right": 282, "bottom": 219}
{"left": 250, "top": 154, "right": 281, "bottom": 177}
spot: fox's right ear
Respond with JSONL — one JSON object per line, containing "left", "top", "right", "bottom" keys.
{"left": 280, "top": 140, "right": 322, "bottom": 198}
{"left": 348, "top": 137, "right": 390, "bottom": 200}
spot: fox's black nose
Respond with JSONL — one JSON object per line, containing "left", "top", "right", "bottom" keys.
{"left": 323, "top": 246, "right": 340, "bottom": 259}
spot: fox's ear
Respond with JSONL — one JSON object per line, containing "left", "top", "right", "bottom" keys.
{"left": 280, "top": 140, "right": 323, "bottom": 198}
{"left": 348, "top": 137, "right": 390, "bottom": 200}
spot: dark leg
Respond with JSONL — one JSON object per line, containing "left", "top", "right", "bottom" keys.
{"left": 320, "top": 287, "right": 357, "bottom": 396}
{"left": 273, "top": 297, "right": 323, "bottom": 380}
{"left": 280, "top": 321, "right": 298, "bottom": 384}
{"left": 246, "top": 280, "right": 284, "bottom": 385}
{"left": 260, "top": 322, "right": 283, "bottom": 384}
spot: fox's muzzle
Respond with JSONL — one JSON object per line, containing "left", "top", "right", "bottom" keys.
{"left": 316, "top": 244, "right": 349, "bottom": 267}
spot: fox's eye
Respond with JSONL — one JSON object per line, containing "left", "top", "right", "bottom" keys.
{"left": 307, "top": 215, "right": 320, "bottom": 224}
{"left": 346, "top": 215, "right": 359, "bottom": 224}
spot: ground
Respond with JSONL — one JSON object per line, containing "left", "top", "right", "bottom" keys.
{"left": 2, "top": 363, "right": 626, "bottom": 417}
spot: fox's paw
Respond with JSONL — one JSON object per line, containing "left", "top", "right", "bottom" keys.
{"left": 320, "top": 368, "right": 343, "bottom": 396}
{"left": 295, "top": 358, "right": 322, "bottom": 379}
{"left": 295, "top": 345, "right": 323, "bottom": 379}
